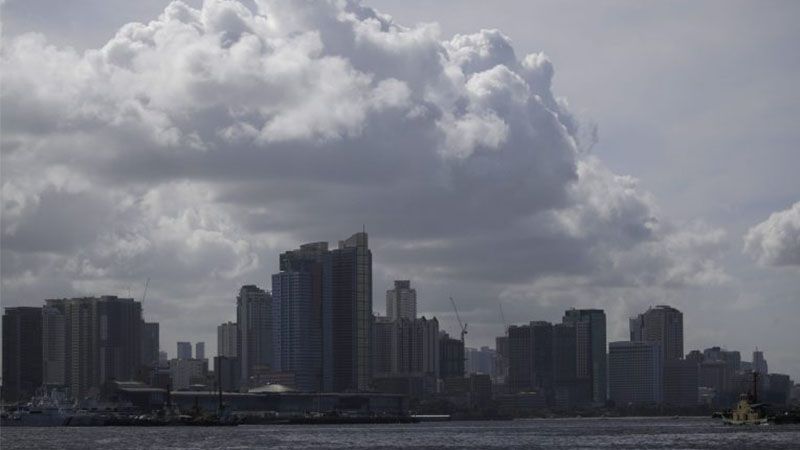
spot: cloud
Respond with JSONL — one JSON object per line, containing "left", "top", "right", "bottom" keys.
{"left": 1, "top": 0, "right": 728, "bottom": 353}
{"left": 744, "top": 201, "right": 800, "bottom": 267}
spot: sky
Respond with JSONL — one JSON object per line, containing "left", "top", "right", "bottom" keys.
{"left": 1, "top": 0, "right": 798, "bottom": 379}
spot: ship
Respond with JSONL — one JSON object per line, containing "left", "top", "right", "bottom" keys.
{"left": 722, "top": 372, "right": 768, "bottom": 425}
{"left": 0, "top": 389, "right": 98, "bottom": 427}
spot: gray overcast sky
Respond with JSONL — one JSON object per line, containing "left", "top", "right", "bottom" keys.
{"left": 2, "top": 0, "right": 799, "bottom": 379}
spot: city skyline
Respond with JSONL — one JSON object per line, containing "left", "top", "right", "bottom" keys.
{"left": 1, "top": 0, "right": 798, "bottom": 384}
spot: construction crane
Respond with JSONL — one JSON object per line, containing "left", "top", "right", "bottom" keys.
{"left": 449, "top": 296, "right": 468, "bottom": 344}
{"left": 141, "top": 277, "right": 150, "bottom": 308}
{"left": 499, "top": 303, "right": 509, "bottom": 336}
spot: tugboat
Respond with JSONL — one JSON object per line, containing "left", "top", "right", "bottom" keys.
{"left": 722, "top": 372, "right": 768, "bottom": 425}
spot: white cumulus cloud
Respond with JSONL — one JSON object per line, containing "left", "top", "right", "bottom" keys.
{"left": 744, "top": 201, "right": 800, "bottom": 267}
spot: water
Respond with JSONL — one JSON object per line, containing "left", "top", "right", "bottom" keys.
{"left": 3, "top": 417, "right": 800, "bottom": 449}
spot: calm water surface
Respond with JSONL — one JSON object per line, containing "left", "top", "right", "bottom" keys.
{"left": 3, "top": 417, "right": 800, "bottom": 449}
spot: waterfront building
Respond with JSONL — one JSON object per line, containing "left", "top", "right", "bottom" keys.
{"left": 699, "top": 360, "right": 727, "bottom": 399}
{"left": 439, "top": 331, "right": 465, "bottom": 379}
{"left": 465, "top": 346, "right": 496, "bottom": 375}
{"left": 195, "top": 342, "right": 205, "bottom": 361}
{"left": 42, "top": 304, "right": 66, "bottom": 386}
{"left": 630, "top": 305, "right": 683, "bottom": 361}
{"left": 507, "top": 321, "right": 553, "bottom": 395}
{"left": 322, "top": 232, "right": 372, "bottom": 392}
{"left": 386, "top": 280, "right": 416, "bottom": 321}
{"left": 753, "top": 349, "right": 768, "bottom": 375}
{"left": 177, "top": 342, "right": 192, "bottom": 360}
{"left": 237, "top": 284, "right": 272, "bottom": 387}
{"left": 372, "top": 315, "right": 439, "bottom": 377}
{"left": 562, "top": 309, "right": 607, "bottom": 404}
{"left": 272, "top": 242, "right": 327, "bottom": 392}
{"left": 2, "top": 307, "right": 43, "bottom": 402}
{"left": 507, "top": 324, "right": 533, "bottom": 392}
{"left": 217, "top": 322, "right": 238, "bottom": 358}
{"left": 213, "top": 356, "right": 240, "bottom": 392}
{"left": 664, "top": 359, "right": 699, "bottom": 406}
{"left": 552, "top": 322, "right": 590, "bottom": 408}
{"left": 41, "top": 296, "right": 143, "bottom": 399}
{"left": 494, "top": 335, "right": 509, "bottom": 384}
{"left": 141, "top": 322, "right": 160, "bottom": 368}
{"left": 169, "top": 358, "right": 208, "bottom": 390}
{"left": 608, "top": 341, "right": 663, "bottom": 405}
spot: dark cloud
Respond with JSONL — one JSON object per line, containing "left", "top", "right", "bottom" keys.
{"left": 2, "top": 0, "right": 730, "bottom": 360}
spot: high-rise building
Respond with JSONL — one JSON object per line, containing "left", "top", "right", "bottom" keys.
{"left": 608, "top": 341, "right": 663, "bottom": 405}
{"left": 272, "top": 242, "right": 327, "bottom": 392}
{"left": 562, "top": 309, "right": 607, "bottom": 404}
{"left": 416, "top": 316, "right": 440, "bottom": 378}
{"left": 169, "top": 358, "right": 207, "bottom": 390}
{"left": 141, "top": 322, "right": 160, "bottom": 368}
{"left": 552, "top": 322, "right": 590, "bottom": 408}
{"left": 195, "top": 342, "right": 205, "bottom": 360}
{"left": 630, "top": 305, "right": 683, "bottom": 362}
{"left": 507, "top": 324, "right": 533, "bottom": 392}
{"left": 43, "top": 304, "right": 66, "bottom": 386}
{"left": 507, "top": 321, "right": 552, "bottom": 394}
{"left": 372, "top": 315, "right": 439, "bottom": 379}
{"left": 214, "top": 356, "right": 240, "bottom": 392}
{"left": 177, "top": 342, "right": 192, "bottom": 360}
{"left": 465, "top": 346, "right": 496, "bottom": 375}
{"left": 439, "top": 331, "right": 465, "bottom": 379}
{"left": 42, "top": 296, "right": 142, "bottom": 399}
{"left": 386, "top": 280, "right": 416, "bottom": 321}
{"left": 372, "top": 316, "right": 395, "bottom": 375}
{"left": 495, "top": 335, "right": 509, "bottom": 383}
{"left": 322, "top": 232, "right": 372, "bottom": 392}
{"left": 753, "top": 349, "right": 768, "bottom": 375}
{"left": 664, "top": 359, "right": 699, "bottom": 406}
{"left": 2, "top": 307, "right": 43, "bottom": 402}
{"left": 217, "top": 322, "right": 238, "bottom": 358}
{"left": 237, "top": 285, "right": 272, "bottom": 387}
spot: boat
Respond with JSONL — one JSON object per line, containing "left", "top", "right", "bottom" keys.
{"left": 722, "top": 395, "right": 768, "bottom": 425}
{"left": 722, "top": 372, "right": 768, "bottom": 426}
{"left": 1, "top": 389, "right": 94, "bottom": 427}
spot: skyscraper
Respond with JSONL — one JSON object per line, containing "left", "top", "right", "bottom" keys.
{"left": 664, "top": 359, "right": 699, "bottom": 406}
{"left": 42, "top": 304, "right": 66, "bottom": 387}
{"left": 195, "top": 342, "right": 205, "bottom": 360}
{"left": 141, "top": 322, "right": 160, "bottom": 368}
{"left": 608, "top": 341, "right": 663, "bottom": 405}
{"left": 217, "top": 322, "right": 238, "bottom": 358}
{"left": 272, "top": 242, "right": 327, "bottom": 392}
{"left": 630, "top": 305, "right": 683, "bottom": 361}
{"left": 753, "top": 349, "right": 768, "bottom": 375}
{"left": 237, "top": 284, "right": 272, "bottom": 387}
{"left": 386, "top": 280, "right": 416, "bottom": 321}
{"left": 563, "top": 309, "right": 607, "bottom": 404}
{"left": 42, "top": 296, "right": 142, "bottom": 399}
{"left": 322, "top": 232, "right": 372, "bottom": 392}
{"left": 2, "top": 307, "right": 43, "bottom": 402}
{"left": 506, "top": 321, "right": 553, "bottom": 394}
{"left": 439, "top": 331, "right": 465, "bottom": 379}
{"left": 177, "top": 342, "right": 192, "bottom": 360}
{"left": 507, "top": 324, "right": 533, "bottom": 392}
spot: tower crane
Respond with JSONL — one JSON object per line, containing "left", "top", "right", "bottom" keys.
{"left": 449, "top": 296, "right": 468, "bottom": 344}
{"left": 499, "top": 303, "right": 509, "bottom": 336}
{"left": 141, "top": 277, "right": 150, "bottom": 308}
